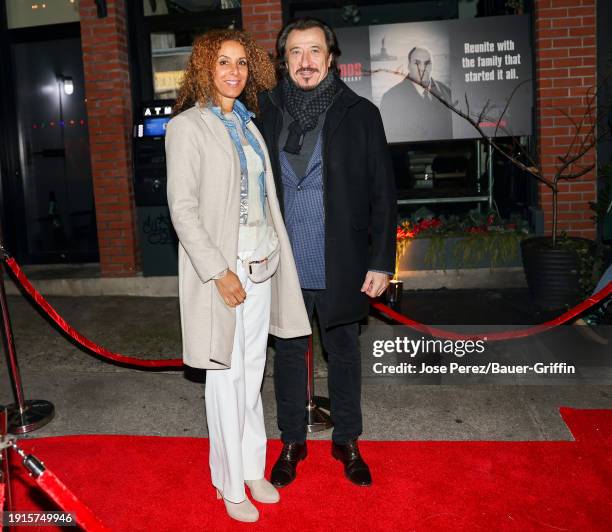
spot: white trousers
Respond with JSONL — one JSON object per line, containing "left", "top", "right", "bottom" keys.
{"left": 205, "top": 259, "right": 271, "bottom": 503}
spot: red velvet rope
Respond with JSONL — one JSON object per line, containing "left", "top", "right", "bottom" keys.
{"left": 5, "top": 258, "right": 182, "bottom": 368}
{"left": 4, "top": 257, "right": 611, "bottom": 366}
{"left": 372, "top": 281, "right": 612, "bottom": 341}
{"left": 36, "top": 469, "right": 110, "bottom": 531}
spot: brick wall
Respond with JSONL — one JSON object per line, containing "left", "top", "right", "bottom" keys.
{"left": 534, "top": 0, "right": 597, "bottom": 238}
{"left": 80, "top": 0, "right": 140, "bottom": 276}
{"left": 241, "top": 0, "right": 283, "bottom": 54}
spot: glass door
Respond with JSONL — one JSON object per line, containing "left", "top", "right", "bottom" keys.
{"left": 11, "top": 37, "right": 98, "bottom": 263}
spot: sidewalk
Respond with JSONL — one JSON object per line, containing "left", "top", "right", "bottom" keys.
{"left": 1, "top": 268, "right": 611, "bottom": 442}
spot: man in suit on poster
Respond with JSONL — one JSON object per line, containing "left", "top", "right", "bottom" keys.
{"left": 380, "top": 46, "right": 453, "bottom": 142}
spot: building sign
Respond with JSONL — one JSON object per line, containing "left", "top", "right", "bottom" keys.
{"left": 143, "top": 105, "right": 173, "bottom": 117}
{"left": 336, "top": 15, "right": 533, "bottom": 143}
{"left": 136, "top": 101, "right": 174, "bottom": 138}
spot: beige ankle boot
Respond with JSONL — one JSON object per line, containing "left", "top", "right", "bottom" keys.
{"left": 216, "top": 489, "right": 259, "bottom": 522}
{"left": 245, "top": 478, "right": 280, "bottom": 504}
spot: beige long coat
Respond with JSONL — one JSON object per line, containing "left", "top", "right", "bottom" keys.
{"left": 166, "top": 104, "right": 311, "bottom": 369}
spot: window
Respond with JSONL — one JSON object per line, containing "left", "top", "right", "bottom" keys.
{"left": 291, "top": 1, "right": 458, "bottom": 29}
{"left": 6, "top": 0, "right": 79, "bottom": 29}
{"left": 128, "top": 1, "right": 241, "bottom": 101}
{"left": 151, "top": 34, "right": 191, "bottom": 99}
{"left": 143, "top": 0, "right": 240, "bottom": 16}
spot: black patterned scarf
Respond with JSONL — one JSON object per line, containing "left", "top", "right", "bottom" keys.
{"left": 281, "top": 72, "right": 339, "bottom": 154}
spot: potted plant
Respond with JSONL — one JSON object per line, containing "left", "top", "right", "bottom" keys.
{"left": 425, "top": 82, "right": 608, "bottom": 310}
{"left": 515, "top": 87, "right": 602, "bottom": 310}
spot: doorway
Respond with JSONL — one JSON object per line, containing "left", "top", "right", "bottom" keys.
{"left": 9, "top": 36, "right": 98, "bottom": 263}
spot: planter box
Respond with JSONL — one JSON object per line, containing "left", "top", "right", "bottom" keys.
{"left": 395, "top": 236, "right": 526, "bottom": 289}
{"left": 398, "top": 236, "right": 523, "bottom": 271}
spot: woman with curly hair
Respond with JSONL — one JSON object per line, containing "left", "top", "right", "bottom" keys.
{"left": 166, "top": 30, "right": 310, "bottom": 523}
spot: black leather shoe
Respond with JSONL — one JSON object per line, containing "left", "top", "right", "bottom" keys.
{"left": 332, "top": 439, "right": 372, "bottom": 486}
{"left": 270, "top": 442, "right": 307, "bottom": 487}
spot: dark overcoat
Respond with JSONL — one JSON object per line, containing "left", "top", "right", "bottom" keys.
{"left": 256, "top": 80, "right": 397, "bottom": 328}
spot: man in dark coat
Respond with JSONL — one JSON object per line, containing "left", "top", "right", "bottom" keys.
{"left": 256, "top": 18, "right": 396, "bottom": 488}
{"left": 379, "top": 46, "right": 453, "bottom": 142}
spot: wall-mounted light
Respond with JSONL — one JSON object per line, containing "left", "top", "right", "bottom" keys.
{"left": 58, "top": 76, "right": 74, "bottom": 95}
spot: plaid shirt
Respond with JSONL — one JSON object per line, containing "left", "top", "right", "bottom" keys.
{"left": 279, "top": 132, "right": 325, "bottom": 289}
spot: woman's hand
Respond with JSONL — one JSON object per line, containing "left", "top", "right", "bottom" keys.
{"left": 214, "top": 271, "right": 246, "bottom": 307}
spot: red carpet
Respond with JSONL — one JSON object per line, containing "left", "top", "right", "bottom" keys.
{"left": 6, "top": 407, "right": 611, "bottom": 531}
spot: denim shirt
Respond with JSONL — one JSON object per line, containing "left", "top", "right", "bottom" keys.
{"left": 209, "top": 100, "right": 266, "bottom": 225}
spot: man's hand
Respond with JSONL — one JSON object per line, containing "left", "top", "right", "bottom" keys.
{"left": 214, "top": 271, "right": 246, "bottom": 307}
{"left": 360, "top": 271, "right": 391, "bottom": 298}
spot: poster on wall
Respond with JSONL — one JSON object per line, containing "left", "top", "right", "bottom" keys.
{"left": 336, "top": 15, "right": 532, "bottom": 143}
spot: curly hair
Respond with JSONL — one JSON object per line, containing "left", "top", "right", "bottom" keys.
{"left": 174, "top": 29, "right": 276, "bottom": 116}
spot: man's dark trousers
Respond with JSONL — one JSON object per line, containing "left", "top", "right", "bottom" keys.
{"left": 274, "top": 289, "right": 361, "bottom": 445}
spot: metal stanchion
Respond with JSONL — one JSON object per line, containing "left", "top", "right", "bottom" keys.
{"left": 1, "top": 405, "right": 12, "bottom": 511}
{"left": 305, "top": 335, "right": 332, "bottom": 432}
{"left": 0, "top": 235, "right": 54, "bottom": 434}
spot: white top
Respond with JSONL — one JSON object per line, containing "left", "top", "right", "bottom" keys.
{"left": 238, "top": 144, "right": 266, "bottom": 253}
